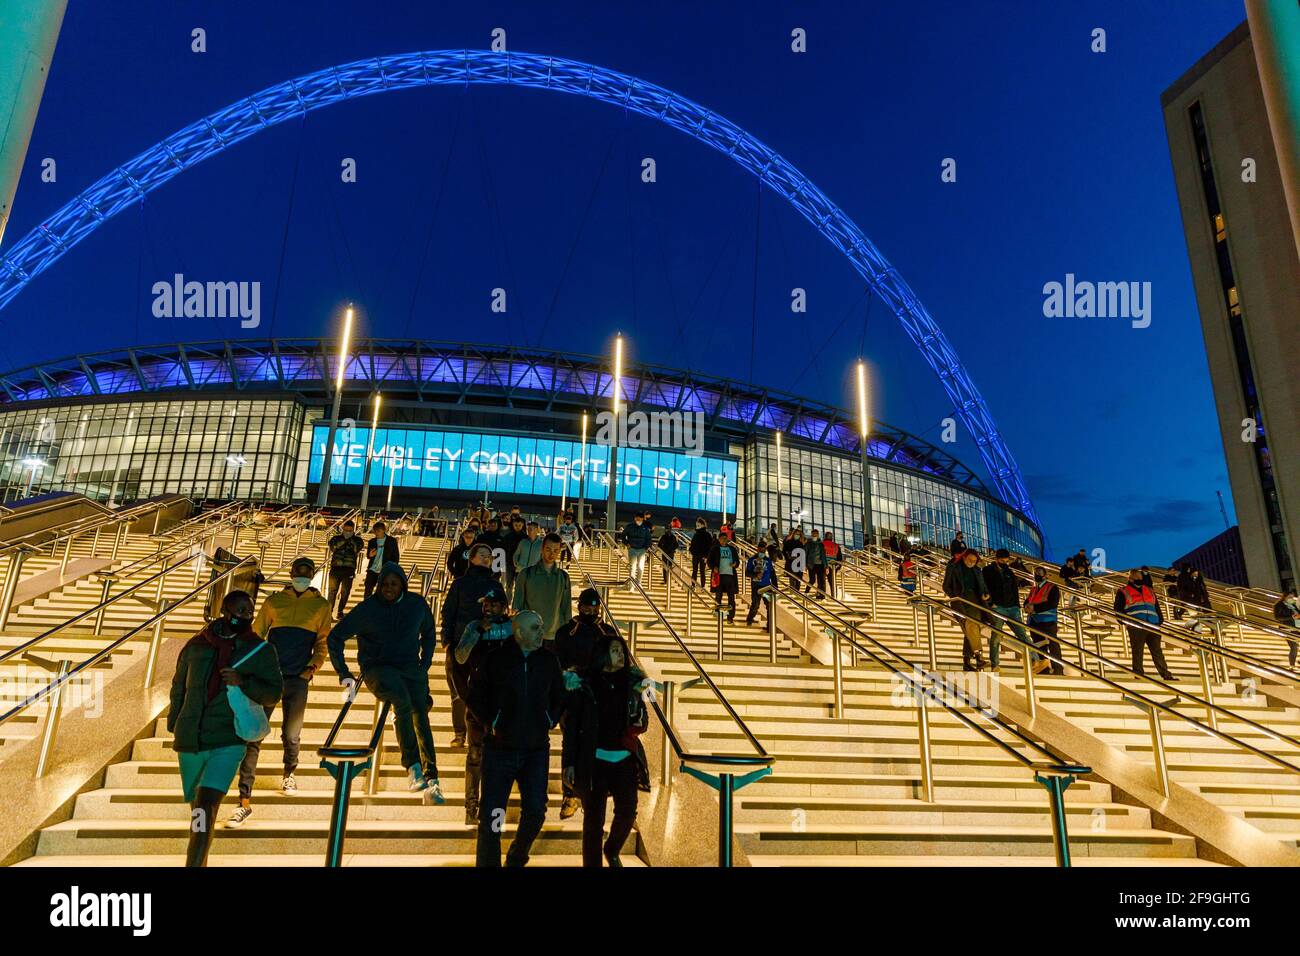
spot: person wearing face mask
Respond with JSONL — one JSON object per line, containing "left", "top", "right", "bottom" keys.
{"left": 329, "top": 563, "right": 445, "bottom": 803}
{"left": 622, "top": 512, "right": 653, "bottom": 591}
{"left": 467, "top": 610, "right": 565, "bottom": 867}
{"left": 562, "top": 633, "right": 651, "bottom": 867}
{"left": 555, "top": 588, "right": 619, "bottom": 819}
{"left": 983, "top": 549, "right": 1029, "bottom": 673}
{"left": 452, "top": 584, "right": 515, "bottom": 826}
{"left": 1022, "top": 568, "right": 1061, "bottom": 674}
{"left": 441, "top": 544, "right": 502, "bottom": 748}
{"left": 822, "top": 532, "right": 842, "bottom": 600}
{"left": 363, "top": 521, "right": 401, "bottom": 600}
{"left": 502, "top": 517, "right": 528, "bottom": 594}
{"left": 806, "top": 529, "right": 827, "bottom": 599}
{"left": 1114, "top": 567, "right": 1173, "bottom": 681}
{"left": 228, "top": 557, "right": 333, "bottom": 827}
{"left": 689, "top": 519, "right": 715, "bottom": 589}
{"left": 326, "top": 519, "right": 363, "bottom": 620}
{"left": 168, "top": 590, "right": 283, "bottom": 866}
{"left": 1273, "top": 588, "right": 1300, "bottom": 668}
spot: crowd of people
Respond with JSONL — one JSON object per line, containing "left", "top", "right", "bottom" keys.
{"left": 169, "top": 500, "right": 1295, "bottom": 867}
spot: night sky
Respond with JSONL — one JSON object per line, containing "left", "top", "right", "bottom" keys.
{"left": 0, "top": 0, "right": 1246, "bottom": 567}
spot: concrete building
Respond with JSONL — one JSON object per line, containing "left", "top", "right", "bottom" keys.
{"left": 1162, "top": 18, "right": 1300, "bottom": 591}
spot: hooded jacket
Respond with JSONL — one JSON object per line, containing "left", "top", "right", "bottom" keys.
{"left": 983, "top": 562, "right": 1025, "bottom": 608}
{"left": 252, "top": 584, "right": 333, "bottom": 676}
{"left": 561, "top": 664, "right": 650, "bottom": 798}
{"left": 450, "top": 615, "right": 515, "bottom": 701}
{"left": 689, "top": 527, "right": 714, "bottom": 559}
{"left": 554, "top": 614, "right": 618, "bottom": 671}
{"left": 327, "top": 562, "right": 438, "bottom": 681}
{"left": 446, "top": 537, "right": 477, "bottom": 579}
{"left": 168, "top": 623, "right": 283, "bottom": 752}
{"left": 466, "top": 638, "right": 565, "bottom": 751}
{"left": 440, "top": 563, "right": 501, "bottom": 648}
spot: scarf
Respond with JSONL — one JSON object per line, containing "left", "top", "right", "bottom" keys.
{"left": 189, "top": 619, "right": 254, "bottom": 702}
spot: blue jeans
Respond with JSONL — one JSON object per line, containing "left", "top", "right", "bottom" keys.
{"left": 476, "top": 745, "right": 550, "bottom": 867}
{"left": 990, "top": 606, "right": 1028, "bottom": 667}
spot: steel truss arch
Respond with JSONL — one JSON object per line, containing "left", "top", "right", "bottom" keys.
{"left": 0, "top": 50, "right": 1038, "bottom": 523}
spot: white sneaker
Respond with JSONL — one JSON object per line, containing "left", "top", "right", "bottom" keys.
{"left": 424, "top": 780, "right": 446, "bottom": 805}
{"left": 226, "top": 804, "right": 253, "bottom": 828}
{"left": 281, "top": 775, "right": 297, "bottom": 795}
{"left": 407, "top": 764, "right": 428, "bottom": 792}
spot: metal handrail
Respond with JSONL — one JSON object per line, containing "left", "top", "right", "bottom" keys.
{"left": 0, "top": 496, "right": 189, "bottom": 559}
{"left": 829, "top": 547, "right": 1300, "bottom": 781}
{"left": 581, "top": 536, "right": 771, "bottom": 767}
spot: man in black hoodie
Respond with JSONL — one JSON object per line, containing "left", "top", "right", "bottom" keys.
{"left": 983, "top": 549, "right": 1028, "bottom": 671}
{"left": 689, "top": 519, "right": 714, "bottom": 588}
{"left": 328, "top": 562, "right": 445, "bottom": 803}
{"left": 440, "top": 543, "right": 500, "bottom": 749}
{"left": 554, "top": 587, "right": 618, "bottom": 819}
{"left": 467, "top": 609, "right": 565, "bottom": 867}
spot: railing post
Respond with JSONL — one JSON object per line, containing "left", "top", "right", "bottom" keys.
{"left": 768, "top": 591, "right": 778, "bottom": 664}
{"left": 367, "top": 705, "right": 387, "bottom": 796}
{"left": 143, "top": 600, "right": 172, "bottom": 689}
{"left": 629, "top": 619, "right": 639, "bottom": 657}
{"left": 831, "top": 627, "right": 844, "bottom": 719}
{"left": 1021, "top": 638, "right": 1038, "bottom": 721}
{"left": 661, "top": 680, "right": 676, "bottom": 787}
{"left": 1195, "top": 647, "right": 1218, "bottom": 731}
{"left": 1209, "top": 618, "right": 1226, "bottom": 683}
{"left": 34, "top": 659, "right": 72, "bottom": 779}
{"left": 1125, "top": 696, "right": 1170, "bottom": 797}
{"left": 715, "top": 608, "right": 724, "bottom": 661}
{"left": 59, "top": 534, "right": 75, "bottom": 577}
{"left": 90, "top": 524, "right": 101, "bottom": 558}
{"left": 152, "top": 507, "right": 163, "bottom": 535}
{"left": 1033, "top": 771, "right": 1077, "bottom": 868}
{"left": 0, "top": 549, "right": 29, "bottom": 630}
{"left": 1072, "top": 613, "right": 1086, "bottom": 668}
{"left": 717, "top": 772, "right": 735, "bottom": 868}
{"left": 111, "top": 522, "right": 125, "bottom": 560}
{"left": 686, "top": 593, "right": 693, "bottom": 639}
{"left": 924, "top": 602, "right": 937, "bottom": 670}
{"left": 322, "top": 758, "right": 367, "bottom": 867}
{"left": 93, "top": 576, "right": 113, "bottom": 636}
{"left": 911, "top": 602, "right": 920, "bottom": 647}
{"left": 869, "top": 577, "right": 877, "bottom": 621}
{"left": 915, "top": 681, "right": 935, "bottom": 802}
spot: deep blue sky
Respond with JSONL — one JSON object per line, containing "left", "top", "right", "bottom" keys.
{"left": 2, "top": 0, "right": 1246, "bottom": 565}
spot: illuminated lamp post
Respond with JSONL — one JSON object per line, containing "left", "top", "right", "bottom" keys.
{"left": 316, "top": 305, "right": 354, "bottom": 507}
{"left": 359, "top": 392, "right": 381, "bottom": 513}
{"left": 856, "top": 359, "right": 875, "bottom": 553}
{"left": 605, "top": 334, "right": 622, "bottom": 533}
{"left": 576, "top": 411, "right": 589, "bottom": 528}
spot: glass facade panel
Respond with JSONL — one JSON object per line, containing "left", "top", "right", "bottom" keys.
{"left": 0, "top": 398, "right": 304, "bottom": 505}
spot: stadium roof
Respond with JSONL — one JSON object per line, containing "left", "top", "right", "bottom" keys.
{"left": 0, "top": 337, "right": 998, "bottom": 498}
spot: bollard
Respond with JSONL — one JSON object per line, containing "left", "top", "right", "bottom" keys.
{"left": 34, "top": 660, "right": 72, "bottom": 779}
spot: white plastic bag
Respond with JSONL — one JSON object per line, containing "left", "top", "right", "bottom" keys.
{"left": 227, "top": 642, "right": 271, "bottom": 742}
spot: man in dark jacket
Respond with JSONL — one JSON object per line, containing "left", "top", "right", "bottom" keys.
{"left": 452, "top": 582, "right": 514, "bottom": 825}
{"left": 689, "top": 519, "right": 714, "bottom": 588}
{"left": 467, "top": 610, "right": 565, "bottom": 867}
{"left": 1274, "top": 588, "right": 1300, "bottom": 667}
{"left": 1115, "top": 566, "right": 1173, "bottom": 681}
{"left": 983, "top": 549, "right": 1027, "bottom": 671}
{"left": 440, "top": 543, "right": 500, "bottom": 748}
{"left": 362, "top": 521, "right": 401, "bottom": 600}
{"left": 326, "top": 519, "right": 363, "bottom": 619}
{"left": 328, "top": 562, "right": 444, "bottom": 803}
{"left": 446, "top": 527, "right": 478, "bottom": 580}
{"left": 622, "top": 513, "right": 653, "bottom": 591}
{"left": 656, "top": 526, "right": 680, "bottom": 584}
{"left": 944, "top": 549, "right": 989, "bottom": 671}
{"left": 554, "top": 587, "right": 618, "bottom": 818}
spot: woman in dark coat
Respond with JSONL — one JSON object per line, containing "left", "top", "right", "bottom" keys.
{"left": 561, "top": 634, "right": 650, "bottom": 867}
{"left": 168, "top": 590, "right": 282, "bottom": 867}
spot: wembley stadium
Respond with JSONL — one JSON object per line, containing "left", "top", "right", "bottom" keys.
{"left": 0, "top": 337, "right": 1044, "bottom": 555}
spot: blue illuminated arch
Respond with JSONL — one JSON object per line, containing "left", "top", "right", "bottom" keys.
{"left": 0, "top": 50, "right": 1038, "bottom": 524}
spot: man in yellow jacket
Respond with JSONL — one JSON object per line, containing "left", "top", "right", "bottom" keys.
{"left": 228, "top": 556, "right": 333, "bottom": 827}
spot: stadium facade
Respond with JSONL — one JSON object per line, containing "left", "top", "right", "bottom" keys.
{"left": 0, "top": 338, "right": 1044, "bottom": 555}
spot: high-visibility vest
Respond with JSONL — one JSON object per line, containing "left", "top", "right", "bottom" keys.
{"left": 1027, "top": 582, "right": 1057, "bottom": 623}
{"left": 899, "top": 561, "right": 916, "bottom": 580}
{"left": 823, "top": 541, "right": 840, "bottom": 560}
{"left": 1121, "top": 584, "right": 1160, "bottom": 624}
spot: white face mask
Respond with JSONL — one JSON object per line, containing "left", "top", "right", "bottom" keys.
{"left": 375, "top": 535, "right": 386, "bottom": 543}
{"left": 291, "top": 576, "right": 312, "bottom": 592}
